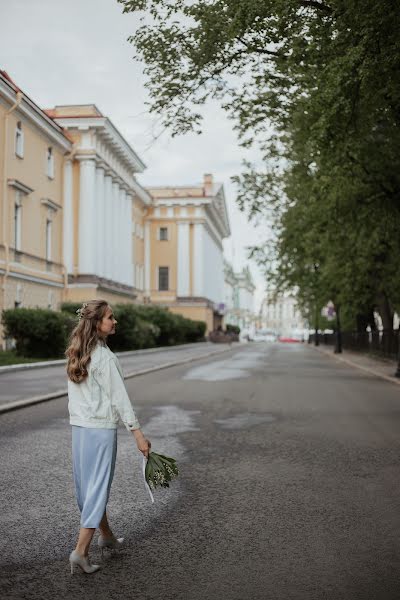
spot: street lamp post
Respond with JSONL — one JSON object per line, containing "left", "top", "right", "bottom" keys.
{"left": 314, "top": 304, "right": 319, "bottom": 346}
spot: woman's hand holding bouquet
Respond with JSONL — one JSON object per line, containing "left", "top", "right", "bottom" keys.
{"left": 132, "top": 429, "right": 178, "bottom": 502}
{"left": 132, "top": 429, "right": 151, "bottom": 457}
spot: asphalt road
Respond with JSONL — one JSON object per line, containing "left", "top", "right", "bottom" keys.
{"left": 1, "top": 342, "right": 400, "bottom": 600}
{"left": 0, "top": 342, "right": 230, "bottom": 406}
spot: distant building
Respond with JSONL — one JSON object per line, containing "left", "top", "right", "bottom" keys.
{"left": 224, "top": 260, "right": 237, "bottom": 317}
{"left": 146, "top": 174, "right": 230, "bottom": 333}
{"left": 259, "top": 289, "right": 307, "bottom": 338}
{"left": 224, "top": 261, "right": 256, "bottom": 336}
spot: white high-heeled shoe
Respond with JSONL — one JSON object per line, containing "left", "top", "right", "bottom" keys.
{"left": 98, "top": 534, "right": 125, "bottom": 557}
{"left": 69, "top": 550, "right": 101, "bottom": 574}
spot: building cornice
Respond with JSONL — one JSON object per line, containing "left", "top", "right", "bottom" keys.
{"left": 205, "top": 204, "right": 229, "bottom": 243}
{"left": 0, "top": 267, "right": 64, "bottom": 287}
{"left": 0, "top": 75, "right": 72, "bottom": 152}
{"left": 150, "top": 196, "right": 206, "bottom": 204}
{"left": 131, "top": 179, "right": 152, "bottom": 206}
{"left": 149, "top": 194, "right": 229, "bottom": 239}
{"left": 52, "top": 116, "right": 145, "bottom": 173}
{"left": 41, "top": 198, "right": 62, "bottom": 211}
{"left": 8, "top": 179, "right": 34, "bottom": 195}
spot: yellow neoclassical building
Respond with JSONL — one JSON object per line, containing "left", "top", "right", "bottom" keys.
{"left": 44, "top": 104, "right": 151, "bottom": 306}
{"left": 146, "top": 175, "right": 231, "bottom": 332}
{"left": 0, "top": 70, "right": 72, "bottom": 348}
{"left": 0, "top": 71, "right": 231, "bottom": 349}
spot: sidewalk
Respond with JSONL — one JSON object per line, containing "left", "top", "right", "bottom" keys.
{"left": 312, "top": 343, "right": 400, "bottom": 387}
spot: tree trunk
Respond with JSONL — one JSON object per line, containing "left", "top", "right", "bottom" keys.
{"left": 334, "top": 304, "right": 342, "bottom": 353}
{"left": 314, "top": 304, "right": 319, "bottom": 346}
{"left": 356, "top": 309, "right": 377, "bottom": 332}
{"left": 375, "top": 291, "right": 394, "bottom": 330}
{"left": 376, "top": 291, "right": 394, "bottom": 360}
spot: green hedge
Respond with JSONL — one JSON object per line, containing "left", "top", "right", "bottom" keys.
{"left": 108, "top": 305, "right": 206, "bottom": 350}
{"left": 132, "top": 305, "right": 206, "bottom": 346}
{"left": 226, "top": 324, "right": 241, "bottom": 335}
{"left": 1, "top": 303, "right": 206, "bottom": 358}
{"left": 104, "top": 304, "right": 160, "bottom": 351}
{"left": 1, "top": 307, "right": 74, "bottom": 358}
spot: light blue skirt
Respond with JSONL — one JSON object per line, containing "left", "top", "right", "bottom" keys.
{"left": 71, "top": 426, "right": 117, "bottom": 528}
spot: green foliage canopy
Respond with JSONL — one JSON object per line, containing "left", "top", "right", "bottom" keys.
{"left": 119, "top": 0, "right": 400, "bottom": 328}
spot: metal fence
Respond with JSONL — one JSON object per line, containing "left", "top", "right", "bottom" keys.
{"left": 309, "top": 329, "right": 399, "bottom": 361}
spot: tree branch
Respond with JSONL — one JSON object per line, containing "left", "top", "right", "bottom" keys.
{"left": 237, "top": 36, "right": 287, "bottom": 59}
{"left": 298, "top": 1, "right": 333, "bottom": 14}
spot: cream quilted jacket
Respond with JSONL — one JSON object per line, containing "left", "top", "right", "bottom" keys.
{"left": 67, "top": 341, "right": 141, "bottom": 431}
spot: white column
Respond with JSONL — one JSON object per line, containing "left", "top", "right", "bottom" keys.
{"left": 79, "top": 158, "right": 96, "bottom": 273}
{"left": 131, "top": 203, "right": 136, "bottom": 289}
{"left": 124, "top": 190, "right": 131, "bottom": 285}
{"left": 104, "top": 173, "right": 113, "bottom": 279}
{"left": 177, "top": 222, "right": 190, "bottom": 296}
{"left": 63, "top": 159, "right": 73, "bottom": 273}
{"left": 118, "top": 184, "right": 124, "bottom": 284}
{"left": 95, "top": 165, "right": 105, "bottom": 277}
{"left": 119, "top": 188, "right": 126, "bottom": 284}
{"left": 144, "top": 221, "right": 150, "bottom": 295}
{"left": 111, "top": 180, "right": 120, "bottom": 281}
{"left": 193, "top": 222, "right": 204, "bottom": 296}
{"left": 126, "top": 192, "right": 134, "bottom": 287}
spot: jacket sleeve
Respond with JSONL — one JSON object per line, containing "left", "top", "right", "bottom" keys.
{"left": 101, "top": 356, "right": 141, "bottom": 432}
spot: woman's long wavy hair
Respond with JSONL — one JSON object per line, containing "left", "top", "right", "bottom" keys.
{"left": 65, "top": 299, "right": 109, "bottom": 383}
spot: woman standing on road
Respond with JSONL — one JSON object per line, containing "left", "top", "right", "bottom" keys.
{"left": 65, "top": 299, "right": 151, "bottom": 575}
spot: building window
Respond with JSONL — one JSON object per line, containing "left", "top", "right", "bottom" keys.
{"left": 158, "top": 266, "right": 169, "bottom": 291}
{"left": 46, "top": 218, "right": 52, "bottom": 261}
{"left": 15, "top": 121, "right": 24, "bottom": 158}
{"left": 48, "top": 290, "right": 54, "bottom": 309}
{"left": 159, "top": 227, "right": 168, "bottom": 241}
{"left": 46, "top": 147, "right": 54, "bottom": 179}
{"left": 14, "top": 193, "right": 22, "bottom": 251}
{"left": 15, "top": 283, "right": 23, "bottom": 308}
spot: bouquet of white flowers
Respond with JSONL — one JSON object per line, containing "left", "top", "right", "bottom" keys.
{"left": 142, "top": 451, "right": 179, "bottom": 503}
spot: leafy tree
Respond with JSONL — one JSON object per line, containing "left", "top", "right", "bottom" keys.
{"left": 118, "top": 0, "right": 400, "bottom": 339}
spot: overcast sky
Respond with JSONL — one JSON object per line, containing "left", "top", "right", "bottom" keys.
{"left": 1, "top": 0, "right": 269, "bottom": 312}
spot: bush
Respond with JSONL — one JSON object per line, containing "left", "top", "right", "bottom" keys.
{"left": 60, "top": 302, "right": 82, "bottom": 315}
{"left": 107, "top": 304, "right": 159, "bottom": 351}
{"left": 1, "top": 307, "right": 73, "bottom": 358}
{"left": 134, "top": 306, "right": 181, "bottom": 346}
{"left": 184, "top": 318, "right": 207, "bottom": 342}
{"left": 135, "top": 306, "right": 206, "bottom": 345}
{"left": 226, "top": 324, "right": 241, "bottom": 335}
{"left": 1, "top": 303, "right": 207, "bottom": 359}
{"left": 62, "top": 302, "right": 206, "bottom": 348}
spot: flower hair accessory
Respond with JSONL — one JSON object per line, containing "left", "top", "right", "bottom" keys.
{"left": 76, "top": 302, "right": 89, "bottom": 321}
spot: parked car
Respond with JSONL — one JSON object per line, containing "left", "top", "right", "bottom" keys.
{"left": 252, "top": 331, "right": 277, "bottom": 342}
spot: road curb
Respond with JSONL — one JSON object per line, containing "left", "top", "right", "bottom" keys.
{"left": 0, "top": 345, "right": 235, "bottom": 415}
{"left": 311, "top": 344, "right": 400, "bottom": 387}
{"left": 0, "top": 342, "right": 211, "bottom": 375}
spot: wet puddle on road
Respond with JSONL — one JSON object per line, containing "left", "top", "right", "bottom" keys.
{"left": 183, "top": 350, "right": 266, "bottom": 381}
{"left": 214, "top": 412, "right": 276, "bottom": 429}
{"left": 143, "top": 405, "right": 276, "bottom": 436}
{"left": 144, "top": 405, "right": 201, "bottom": 437}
